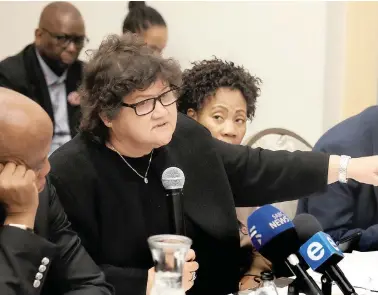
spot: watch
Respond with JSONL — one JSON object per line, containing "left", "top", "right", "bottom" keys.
{"left": 5, "top": 224, "right": 34, "bottom": 232}
{"left": 339, "top": 155, "right": 351, "bottom": 184}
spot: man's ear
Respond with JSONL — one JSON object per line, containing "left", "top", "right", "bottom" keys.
{"left": 186, "top": 108, "right": 198, "bottom": 120}
{"left": 35, "top": 28, "right": 42, "bottom": 46}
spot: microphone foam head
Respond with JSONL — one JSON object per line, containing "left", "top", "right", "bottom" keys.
{"left": 247, "top": 205, "right": 300, "bottom": 263}
{"left": 162, "top": 167, "right": 185, "bottom": 190}
{"left": 293, "top": 214, "right": 323, "bottom": 245}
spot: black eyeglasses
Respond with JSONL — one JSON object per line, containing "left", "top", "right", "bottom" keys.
{"left": 41, "top": 28, "right": 89, "bottom": 48}
{"left": 121, "top": 87, "right": 179, "bottom": 116}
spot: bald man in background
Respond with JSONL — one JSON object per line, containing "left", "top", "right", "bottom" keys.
{"left": 0, "top": 1, "right": 87, "bottom": 154}
{"left": 0, "top": 88, "right": 113, "bottom": 294}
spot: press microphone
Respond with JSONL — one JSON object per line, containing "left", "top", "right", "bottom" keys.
{"left": 294, "top": 214, "right": 357, "bottom": 295}
{"left": 162, "top": 167, "right": 186, "bottom": 235}
{"left": 247, "top": 205, "right": 323, "bottom": 295}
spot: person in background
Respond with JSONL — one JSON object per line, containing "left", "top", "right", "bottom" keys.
{"left": 297, "top": 106, "right": 378, "bottom": 252}
{"left": 178, "top": 58, "right": 271, "bottom": 290}
{"left": 122, "top": 1, "right": 167, "bottom": 54}
{"left": 0, "top": 87, "right": 113, "bottom": 295}
{"left": 178, "top": 58, "right": 259, "bottom": 146}
{"left": 48, "top": 33, "right": 378, "bottom": 295}
{"left": 0, "top": 1, "right": 88, "bottom": 155}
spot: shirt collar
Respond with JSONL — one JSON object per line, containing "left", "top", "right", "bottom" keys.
{"left": 35, "top": 49, "right": 67, "bottom": 86}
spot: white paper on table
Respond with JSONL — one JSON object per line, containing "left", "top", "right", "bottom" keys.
{"left": 306, "top": 251, "right": 378, "bottom": 292}
{"left": 235, "top": 252, "right": 378, "bottom": 295}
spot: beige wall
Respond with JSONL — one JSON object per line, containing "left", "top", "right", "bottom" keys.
{"left": 0, "top": 1, "right": 336, "bottom": 145}
{"left": 0, "top": 2, "right": 377, "bottom": 140}
{"left": 342, "top": 1, "right": 378, "bottom": 120}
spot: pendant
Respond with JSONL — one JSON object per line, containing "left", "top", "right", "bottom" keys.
{"left": 144, "top": 178, "right": 148, "bottom": 184}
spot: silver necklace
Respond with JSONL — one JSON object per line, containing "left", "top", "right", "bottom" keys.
{"left": 109, "top": 143, "right": 154, "bottom": 184}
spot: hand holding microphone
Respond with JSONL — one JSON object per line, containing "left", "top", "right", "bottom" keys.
{"left": 150, "top": 166, "right": 196, "bottom": 295}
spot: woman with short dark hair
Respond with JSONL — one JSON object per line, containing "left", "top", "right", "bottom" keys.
{"left": 49, "top": 32, "right": 378, "bottom": 295}
{"left": 178, "top": 58, "right": 269, "bottom": 290}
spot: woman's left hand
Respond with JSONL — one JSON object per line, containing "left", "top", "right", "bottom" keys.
{"left": 182, "top": 249, "right": 199, "bottom": 291}
{"left": 145, "top": 249, "right": 199, "bottom": 295}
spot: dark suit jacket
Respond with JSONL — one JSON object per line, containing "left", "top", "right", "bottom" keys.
{"left": 297, "top": 106, "right": 378, "bottom": 251}
{"left": 0, "top": 177, "right": 114, "bottom": 295}
{"left": 0, "top": 44, "right": 82, "bottom": 137}
{"left": 49, "top": 113, "right": 329, "bottom": 295}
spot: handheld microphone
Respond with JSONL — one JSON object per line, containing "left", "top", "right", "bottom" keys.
{"left": 162, "top": 167, "right": 186, "bottom": 235}
{"left": 247, "top": 205, "right": 323, "bottom": 295}
{"left": 294, "top": 214, "right": 357, "bottom": 295}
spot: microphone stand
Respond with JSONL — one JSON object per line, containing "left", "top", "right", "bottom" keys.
{"left": 288, "top": 277, "right": 323, "bottom": 295}
{"left": 321, "top": 274, "right": 332, "bottom": 295}
{"left": 287, "top": 278, "right": 303, "bottom": 295}
{"left": 288, "top": 273, "right": 354, "bottom": 295}
{"left": 285, "top": 261, "right": 324, "bottom": 295}
{"left": 324, "top": 265, "right": 358, "bottom": 295}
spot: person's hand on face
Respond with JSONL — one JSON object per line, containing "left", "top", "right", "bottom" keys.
{"left": 0, "top": 162, "right": 39, "bottom": 227}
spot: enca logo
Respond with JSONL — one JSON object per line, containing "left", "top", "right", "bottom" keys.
{"left": 307, "top": 242, "right": 325, "bottom": 261}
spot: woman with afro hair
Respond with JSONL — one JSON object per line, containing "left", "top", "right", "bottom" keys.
{"left": 178, "top": 58, "right": 260, "bottom": 145}
{"left": 178, "top": 58, "right": 272, "bottom": 291}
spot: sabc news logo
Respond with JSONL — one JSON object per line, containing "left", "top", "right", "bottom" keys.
{"left": 249, "top": 225, "right": 262, "bottom": 245}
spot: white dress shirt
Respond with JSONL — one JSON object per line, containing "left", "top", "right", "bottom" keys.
{"left": 36, "top": 51, "right": 71, "bottom": 155}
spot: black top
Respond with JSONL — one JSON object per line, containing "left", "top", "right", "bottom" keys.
{"left": 92, "top": 145, "right": 184, "bottom": 268}
{"left": 49, "top": 113, "right": 329, "bottom": 295}
{"left": 0, "top": 178, "right": 113, "bottom": 295}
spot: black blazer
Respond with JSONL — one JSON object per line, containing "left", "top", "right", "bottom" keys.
{"left": 49, "top": 113, "right": 329, "bottom": 295}
{"left": 297, "top": 106, "right": 378, "bottom": 251}
{"left": 0, "top": 44, "right": 82, "bottom": 137}
{"left": 0, "top": 178, "right": 114, "bottom": 295}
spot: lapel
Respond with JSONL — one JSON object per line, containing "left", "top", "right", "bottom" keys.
{"left": 22, "top": 44, "right": 83, "bottom": 136}
{"left": 34, "top": 186, "right": 49, "bottom": 238}
{"left": 65, "top": 62, "right": 83, "bottom": 137}
{"left": 22, "top": 44, "right": 55, "bottom": 124}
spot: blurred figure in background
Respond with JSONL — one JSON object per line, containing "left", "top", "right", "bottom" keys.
{"left": 178, "top": 58, "right": 271, "bottom": 290}
{"left": 0, "top": 1, "right": 88, "bottom": 155}
{"left": 297, "top": 106, "right": 378, "bottom": 252}
{"left": 122, "top": 1, "right": 167, "bottom": 53}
